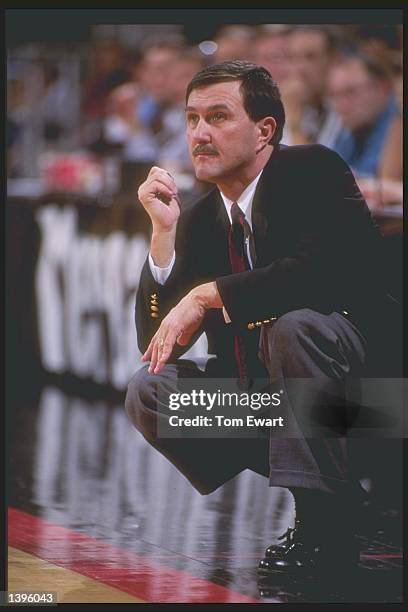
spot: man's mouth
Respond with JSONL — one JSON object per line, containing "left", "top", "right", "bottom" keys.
{"left": 193, "top": 148, "right": 218, "bottom": 157}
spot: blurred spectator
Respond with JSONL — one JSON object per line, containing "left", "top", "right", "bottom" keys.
{"left": 328, "top": 53, "right": 398, "bottom": 179}
{"left": 212, "top": 25, "right": 254, "bottom": 63}
{"left": 165, "top": 48, "right": 205, "bottom": 107}
{"left": 7, "top": 22, "right": 403, "bottom": 202}
{"left": 104, "top": 45, "right": 204, "bottom": 173}
{"left": 157, "top": 48, "right": 205, "bottom": 172}
{"left": 379, "top": 58, "right": 402, "bottom": 182}
{"left": 285, "top": 26, "right": 342, "bottom": 146}
{"left": 40, "top": 63, "right": 75, "bottom": 145}
{"left": 103, "top": 83, "right": 158, "bottom": 162}
{"left": 252, "top": 25, "right": 293, "bottom": 144}
{"left": 82, "top": 41, "right": 129, "bottom": 119}
{"left": 356, "top": 24, "right": 401, "bottom": 72}
{"left": 373, "top": 60, "right": 402, "bottom": 207}
{"left": 98, "top": 39, "right": 184, "bottom": 160}
{"left": 134, "top": 40, "right": 185, "bottom": 132}
{"left": 252, "top": 25, "right": 292, "bottom": 85}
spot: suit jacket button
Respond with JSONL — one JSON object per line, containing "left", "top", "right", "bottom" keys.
{"left": 150, "top": 305, "right": 159, "bottom": 312}
{"left": 151, "top": 299, "right": 158, "bottom": 305}
{"left": 342, "top": 310, "right": 349, "bottom": 316}
{"left": 255, "top": 321, "right": 262, "bottom": 327}
{"left": 247, "top": 322, "right": 255, "bottom": 330}
{"left": 263, "top": 320, "right": 270, "bottom": 324}
{"left": 150, "top": 312, "right": 159, "bottom": 318}
{"left": 151, "top": 293, "right": 157, "bottom": 299}
{"left": 270, "top": 316, "right": 277, "bottom": 321}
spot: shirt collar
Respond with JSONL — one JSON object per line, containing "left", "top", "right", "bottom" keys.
{"left": 218, "top": 169, "right": 264, "bottom": 230}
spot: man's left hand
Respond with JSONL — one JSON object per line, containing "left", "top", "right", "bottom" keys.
{"left": 141, "top": 282, "right": 223, "bottom": 374}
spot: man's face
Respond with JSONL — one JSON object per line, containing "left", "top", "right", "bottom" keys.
{"left": 139, "top": 48, "right": 178, "bottom": 103}
{"left": 288, "top": 30, "right": 331, "bottom": 98}
{"left": 185, "top": 81, "right": 262, "bottom": 184}
{"left": 168, "top": 58, "right": 203, "bottom": 104}
{"left": 213, "top": 35, "right": 251, "bottom": 63}
{"left": 328, "top": 61, "right": 389, "bottom": 131}
{"left": 253, "top": 35, "right": 291, "bottom": 85}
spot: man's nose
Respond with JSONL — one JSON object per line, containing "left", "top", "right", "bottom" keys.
{"left": 192, "top": 119, "right": 211, "bottom": 142}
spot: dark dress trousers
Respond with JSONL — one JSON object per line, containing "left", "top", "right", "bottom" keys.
{"left": 125, "top": 144, "right": 400, "bottom": 495}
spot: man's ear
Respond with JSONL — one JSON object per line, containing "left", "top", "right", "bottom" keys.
{"left": 257, "top": 116, "right": 277, "bottom": 149}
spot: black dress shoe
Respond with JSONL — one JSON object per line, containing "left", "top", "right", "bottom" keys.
{"left": 263, "top": 522, "right": 299, "bottom": 558}
{"left": 258, "top": 519, "right": 360, "bottom": 577}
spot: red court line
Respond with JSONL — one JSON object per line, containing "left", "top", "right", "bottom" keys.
{"left": 8, "top": 508, "right": 259, "bottom": 604}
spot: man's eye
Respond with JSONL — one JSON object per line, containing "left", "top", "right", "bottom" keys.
{"left": 187, "top": 115, "right": 199, "bottom": 125}
{"left": 210, "top": 112, "right": 225, "bottom": 122}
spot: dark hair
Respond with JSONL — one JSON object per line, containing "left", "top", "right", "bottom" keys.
{"left": 185, "top": 60, "right": 285, "bottom": 145}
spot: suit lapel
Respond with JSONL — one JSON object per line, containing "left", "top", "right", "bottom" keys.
{"left": 252, "top": 210, "right": 269, "bottom": 257}
{"left": 251, "top": 145, "right": 282, "bottom": 263}
{"left": 212, "top": 189, "right": 232, "bottom": 274}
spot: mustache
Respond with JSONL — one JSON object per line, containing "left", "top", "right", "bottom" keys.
{"left": 193, "top": 145, "right": 219, "bottom": 156}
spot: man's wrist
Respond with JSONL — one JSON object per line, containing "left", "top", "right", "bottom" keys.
{"left": 150, "top": 226, "right": 177, "bottom": 268}
{"left": 151, "top": 224, "right": 177, "bottom": 238}
{"left": 191, "top": 282, "right": 223, "bottom": 310}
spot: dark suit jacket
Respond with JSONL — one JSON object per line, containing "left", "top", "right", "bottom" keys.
{"left": 136, "top": 144, "right": 398, "bottom": 375}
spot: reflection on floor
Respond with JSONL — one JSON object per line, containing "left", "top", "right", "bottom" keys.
{"left": 8, "top": 384, "right": 403, "bottom": 603}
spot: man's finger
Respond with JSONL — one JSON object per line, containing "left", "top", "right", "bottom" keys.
{"left": 154, "top": 330, "right": 178, "bottom": 374}
{"left": 148, "top": 337, "right": 160, "bottom": 374}
{"left": 146, "top": 175, "right": 177, "bottom": 192}
{"left": 146, "top": 174, "right": 177, "bottom": 194}
{"left": 146, "top": 329, "right": 161, "bottom": 372}
{"left": 144, "top": 180, "right": 175, "bottom": 202}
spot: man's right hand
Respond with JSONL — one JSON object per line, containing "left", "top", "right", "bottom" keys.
{"left": 137, "top": 166, "right": 180, "bottom": 233}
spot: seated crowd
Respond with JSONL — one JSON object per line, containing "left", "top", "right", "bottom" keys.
{"left": 8, "top": 24, "right": 402, "bottom": 207}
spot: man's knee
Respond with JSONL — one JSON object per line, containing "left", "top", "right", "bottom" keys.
{"left": 124, "top": 364, "right": 153, "bottom": 431}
